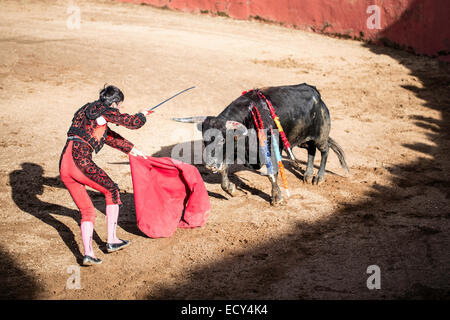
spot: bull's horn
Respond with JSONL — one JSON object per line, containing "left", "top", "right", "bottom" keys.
{"left": 172, "top": 116, "right": 207, "bottom": 123}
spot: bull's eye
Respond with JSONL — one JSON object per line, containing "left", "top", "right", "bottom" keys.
{"left": 217, "top": 137, "right": 225, "bottom": 145}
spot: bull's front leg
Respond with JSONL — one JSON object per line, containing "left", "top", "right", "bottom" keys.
{"left": 220, "top": 164, "right": 236, "bottom": 196}
{"left": 269, "top": 173, "right": 283, "bottom": 206}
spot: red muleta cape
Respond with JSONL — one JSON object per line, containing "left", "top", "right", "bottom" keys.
{"left": 129, "top": 155, "right": 210, "bottom": 238}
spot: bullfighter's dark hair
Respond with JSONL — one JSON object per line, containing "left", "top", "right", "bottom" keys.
{"left": 99, "top": 84, "right": 124, "bottom": 107}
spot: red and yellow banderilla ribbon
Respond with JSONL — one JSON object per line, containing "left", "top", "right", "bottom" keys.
{"left": 270, "top": 127, "right": 290, "bottom": 198}
{"left": 256, "top": 90, "right": 295, "bottom": 161}
{"left": 243, "top": 90, "right": 292, "bottom": 197}
{"left": 250, "top": 104, "right": 275, "bottom": 179}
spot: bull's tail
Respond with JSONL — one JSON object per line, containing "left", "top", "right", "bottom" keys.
{"left": 328, "top": 137, "right": 350, "bottom": 174}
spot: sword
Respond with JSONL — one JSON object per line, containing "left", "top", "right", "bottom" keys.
{"left": 149, "top": 86, "right": 196, "bottom": 111}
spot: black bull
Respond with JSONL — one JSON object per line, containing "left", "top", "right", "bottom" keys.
{"left": 173, "top": 83, "right": 349, "bottom": 205}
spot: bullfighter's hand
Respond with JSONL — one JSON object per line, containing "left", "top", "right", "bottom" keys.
{"left": 130, "top": 146, "right": 147, "bottom": 159}
{"left": 139, "top": 107, "right": 154, "bottom": 116}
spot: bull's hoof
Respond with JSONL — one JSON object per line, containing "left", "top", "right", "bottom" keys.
{"left": 222, "top": 183, "right": 236, "bottom": 196}
{"left": 270, "top": 195, "right": 284, "bottom": 206}
{"left": 303, "top": 174, "right": 314, "bottom": 184}
{"left": 313, "top": 175, "right": 325, "bottom": 185}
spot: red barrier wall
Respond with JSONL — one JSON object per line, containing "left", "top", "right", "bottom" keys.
{"left": 118, "top": 0, "right": 449, "bottom": 58}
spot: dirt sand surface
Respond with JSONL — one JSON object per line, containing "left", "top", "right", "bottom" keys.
{"left": 0, "top": 0, "right": 449, "bottom": 299}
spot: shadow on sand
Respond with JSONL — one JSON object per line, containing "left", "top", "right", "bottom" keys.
{"left": 8, "top": 163, "right": 147, "bottom": 268}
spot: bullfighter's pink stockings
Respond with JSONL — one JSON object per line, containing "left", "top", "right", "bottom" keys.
{"left": 81, "top": 221, "right": 95, "bottom": 257}
{"left": 106, "top": 204, "right": 122, "bottom": 244}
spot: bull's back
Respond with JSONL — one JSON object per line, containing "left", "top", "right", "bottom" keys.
{"left": 261, "top": 83, "right": 323, "bottom": 119}
{"left": 262, "top": 83, "right": 330, "bottom": 145}
{"left": 217, "top": 83, "right": 330, "bottom": 145}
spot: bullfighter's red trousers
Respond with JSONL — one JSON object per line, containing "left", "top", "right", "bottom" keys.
{"left": 60, "top": 140, "right": 121, "bottom": 224}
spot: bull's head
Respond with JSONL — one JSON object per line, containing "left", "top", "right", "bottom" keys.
{"left": 172, "top": 116, "right": 247, "bottom": 173}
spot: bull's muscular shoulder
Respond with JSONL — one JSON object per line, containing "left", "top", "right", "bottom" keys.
{"left": 262, "top": 83, "right": 319, "bottom": 96}
{"left": 261, "top": 83, "right": 321, "bottom": 107}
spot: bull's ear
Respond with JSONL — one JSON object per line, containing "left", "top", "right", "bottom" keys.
{"left": 196, "top": 122, "right": 203, "bottom": 131}
{"left": 225, "top": 121, "right": 248, "bottom": 136}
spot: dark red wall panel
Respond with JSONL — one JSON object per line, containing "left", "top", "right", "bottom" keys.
{"left": 117, "top": 0, "right": 449, "bottom": 58}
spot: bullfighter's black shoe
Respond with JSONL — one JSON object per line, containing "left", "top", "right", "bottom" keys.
{"left": 82, "top": 255, "right": 102, "bottom": 266}
{"left": 106, "top": 239, "right": 130, "bottom": 253}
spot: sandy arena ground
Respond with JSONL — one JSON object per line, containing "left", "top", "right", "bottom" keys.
{"left": 0, "top": 0, "right": 449, "bottom": 299}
